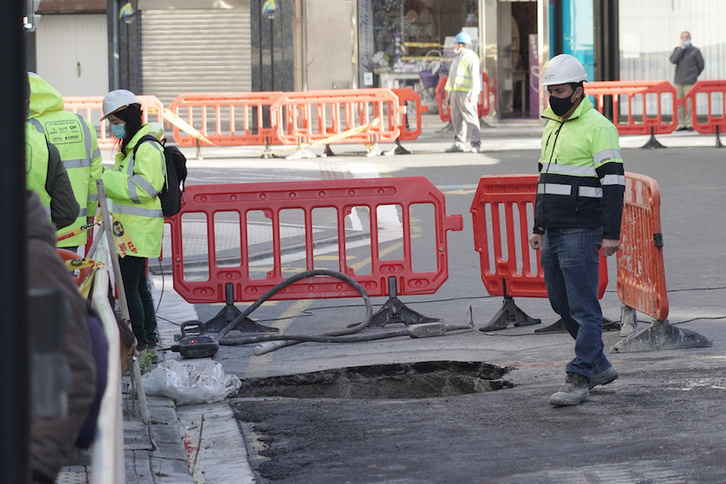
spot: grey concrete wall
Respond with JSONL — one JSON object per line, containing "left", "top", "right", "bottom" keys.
{"left": 305, "top": 0, "right": 355, "bottom": 90}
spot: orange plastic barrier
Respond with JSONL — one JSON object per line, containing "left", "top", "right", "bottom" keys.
{"left": 585, "top": 81, "right": 678, "bottom": 137}
{"left": 470, "top": 174, "right": 608, "bottom": 331}
{"left": 683, "top": 80, "right": 726, "bottom": 137}
{"left": 166, "top": 177, "right": 463, "bottom": 330}
{"left": 391, "top": 87, "right": 427, "bottom": 141}
{"left": 616, "top": 172, "right": 668, "bottom": 321}
{"left": 436, "top": 72, "right": 493, "bottom": 123}
{"left": 63, "top": 95, "right": 164, "bottom": 150}
{"left": 167, "top": 92, "right": 284, "bottom": 147}
{"left": 270, "top": 88, "right": 403, "bottom": 146}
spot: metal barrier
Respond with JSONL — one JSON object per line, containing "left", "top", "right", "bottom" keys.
{"left": 63, "top": 95, "right": 165, "bottom": 150}
{"left": 436, "top": 72, "right": 493, "bottom": 123}
{"left": 270, "top": 88, "right": 404, "bottom": 148}
{"left": 613, "top": 172, "right": 711, "bottom": 351}
{"left": 470, "top": 174, "right": 608, "bottom": 332}
{"left": 167, "top": 92, "right": 284, "bottom": 148}
{"left": 585, "top": 81, "right": 678, "bottom": 148}
{"left": 684, "top": 80, "right": 726, "bottom": 146}
{"left": 166, "top": 177, "right": 463, "bottom": 331}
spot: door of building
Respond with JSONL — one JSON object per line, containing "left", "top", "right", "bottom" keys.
{"left": 35, "top": 14, "right": 109, "bottom": 96}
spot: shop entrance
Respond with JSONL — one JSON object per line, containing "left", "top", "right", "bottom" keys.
{"left": 495, "top": 0, "right": 538, "bottom": 119}
{"left": 361, "top": 0, "right": 480, "bottom": 113}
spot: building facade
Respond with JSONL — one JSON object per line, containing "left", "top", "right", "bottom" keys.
{"left": 31, "top": 0, "right": 726, "bottom": 120}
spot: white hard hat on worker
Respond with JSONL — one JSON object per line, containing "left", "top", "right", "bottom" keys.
{"left": 543, "top": 54, "right": 588, "bottom": 118}
{"left": 101, "top": 89, "right": 141, "bottom": 120}
{"left": 542, "top": 54, "right": 588, "bottom": 87}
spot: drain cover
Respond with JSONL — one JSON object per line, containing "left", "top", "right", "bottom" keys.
{"left": 236, "top": 361, "right": 513, "bottom": 399}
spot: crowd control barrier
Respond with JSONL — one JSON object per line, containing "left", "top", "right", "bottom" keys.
{"left": 391, "top": 87, "right": 426, "bottom": 152}
{"left": 166, "top": 177, "right": 463, "bottom": 332}
{"left": 436, "top": 72, "right": 493, "bottom": 123}
{"left": 63, "top": 95, "right": 165, "bottom": 150}
{"left": 167, "top": 92, "right": 284, "bottom": 148}
{"left": 683, "top": 80, "right": 726, "bottom": 146}
{"left": 470, "top": 174, "right": 608, "bottom": 332}
{"left": 585, "top": 81, "right": 678, "bottom": 148}
{"left": 270, "top": 88, "right": 404, "bottom": 153}
{"left": 612, "top": 172, "right": 712, "bottom": 352}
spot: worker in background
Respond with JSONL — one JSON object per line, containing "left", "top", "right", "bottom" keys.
{"left": 528, "top": 54, "right": 625, "bottom": 407}
{"left": 29, "top": 73, "right": 103, "bottom": 252}
{"left": 101, "top": 89, "right": 165, "bottom": 362}
{"left": 444, "top": 31, "right": 481, "bottom": 153}
{"left": 24, "top": 75, "right": 78, "bottom": 230}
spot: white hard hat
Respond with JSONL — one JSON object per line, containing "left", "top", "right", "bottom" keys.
{"left": 542, "top": 54, "right": 588, "bottom": 87}
{"left": 101, "top": 89, "right": 141, "bottom": 120}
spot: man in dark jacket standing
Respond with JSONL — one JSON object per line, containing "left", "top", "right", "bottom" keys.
{"left": 670, "top": 31, "right": 705, "bottom": 131}
{"left": 529, "top": 54, "right": 625, "bottom": 407}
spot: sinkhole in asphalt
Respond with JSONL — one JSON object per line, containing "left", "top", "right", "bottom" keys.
{"left": 236, "top": 361, "right": 514, "bottom": 399}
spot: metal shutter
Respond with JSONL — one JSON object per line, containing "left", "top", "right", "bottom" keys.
{"left": 140, "top": 8, "right": 251, "bottom": 105}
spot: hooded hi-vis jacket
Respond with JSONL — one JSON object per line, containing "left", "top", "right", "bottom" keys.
{"left": 534, "top": 95, "right": 625, "bottom": 240}
{"left": 102, "top": 124, "right": 165, "bottom": 258}
{"left": 29, "top": 74, "right": 103, "bottom": 246}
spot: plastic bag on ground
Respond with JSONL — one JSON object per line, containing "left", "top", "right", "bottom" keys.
{"left": 142, "top": 360, "right": 242, "bottom": 406}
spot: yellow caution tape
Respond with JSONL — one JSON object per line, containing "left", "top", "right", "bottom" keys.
{"left": 163, "top": 108, "right": 217, "bottom": 146}
{"left": 56, "top": 218, "right": 100, "bottom": 243}
{"left": 110, "top": 213, "right": 139, "bottom": 257}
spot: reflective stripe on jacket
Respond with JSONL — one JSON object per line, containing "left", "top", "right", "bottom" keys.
{"left": 102, "top": 124, "right": 165, "bottom": 258}
{"left": 29, "top": 74, "right": 104, "bottom": 246}
{"left": 534, "top": 95, "right": 625, "bottom": 239}
{"left": 445, "top": 49, "right": 481, "bottom": 94}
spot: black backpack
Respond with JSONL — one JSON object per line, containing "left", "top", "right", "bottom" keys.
{"left": 133, "top": 135, "right": 187, "bottom": 217}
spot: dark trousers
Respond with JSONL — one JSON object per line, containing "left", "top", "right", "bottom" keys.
{"left": 118, "top": 255, "right": 157, "bottom": 345}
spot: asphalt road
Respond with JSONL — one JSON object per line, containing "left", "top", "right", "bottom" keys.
{"left": 166, "top": 126, "right": 726, "bottom": 483}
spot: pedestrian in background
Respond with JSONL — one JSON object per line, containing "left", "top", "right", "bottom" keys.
{"left": 24, "top": 74, "right": 78, "bottom": 230}
{"left": 670, "top": 31, "right": 704, "bottom": 131}
{"left": 528, "top": 54, "right": 625, "bottom": 407}
{"left": 101, "top": 89, "right": 165, "bottom": 362}
{"left": 444, "top": 31, "right": 481, "bottom": 153}
{"left": 29, "top": 73, "right": 103, "bottom": 252}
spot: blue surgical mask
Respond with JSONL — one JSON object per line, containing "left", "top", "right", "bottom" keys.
{"left": 110, "top": 123, "right": 126, "bottom": 139}
{"left": 683, "top": 40, "right": 691, "bottom": 47}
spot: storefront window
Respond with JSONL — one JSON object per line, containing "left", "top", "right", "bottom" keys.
{"left": 368, "top": 0, "right": 478, "bottom": 86}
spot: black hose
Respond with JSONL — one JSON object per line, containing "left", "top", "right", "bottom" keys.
{"left": 218, "top": 269, "right": 374, "bottom": 346}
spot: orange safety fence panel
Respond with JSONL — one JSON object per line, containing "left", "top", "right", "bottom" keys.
{"left": 166, "top": 177, "right": 463, "bottom": 304}
{"left": 683, "top": 80, "right": 726, "bottom": 135}
{"left": 167, "top": 92, "right": 284, "bottom": 147}
{"left": 470, "top": 174, "right": 608, "bottom": 299}
{"left": 63, "top": 95, "right": 164, "bottom": 150}
{"left": 616, "top": 172, "right": 669, "bottom": 321}
{"left": 436, "top": 72, "right": 493, "bottom": 123}
{"left": 391, "top": 87, "right": 426, "bottom": 141}
{"left": 585, "top": 81, "right": 678, "bottom": 136}
{"left": 270, "top": 89, "right": 403, "bottom": 146}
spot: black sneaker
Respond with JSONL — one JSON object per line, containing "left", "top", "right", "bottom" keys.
{"left": 136, "top": 340, "right": 148, "bottom": 354}
{"left": 549, "top": 372, "right": 590, "bottom": 406}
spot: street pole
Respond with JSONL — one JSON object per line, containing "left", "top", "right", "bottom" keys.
{"left": 0, "top": 0, "right": 30, "bottom": 482}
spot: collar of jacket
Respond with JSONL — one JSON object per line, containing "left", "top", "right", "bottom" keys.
{"left": 122, "top": 124, "right": 158, "bottom": 155}
{"left": 541, "top": 93, "right": 594, "bottom": 123}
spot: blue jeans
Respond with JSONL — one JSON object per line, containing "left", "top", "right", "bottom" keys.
{"left": 541, "top": 228, "right": 612, "bottom": 380}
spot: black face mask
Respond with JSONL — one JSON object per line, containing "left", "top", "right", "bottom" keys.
{"left": 549, "top": 94, "right": 576, "bottom": 116}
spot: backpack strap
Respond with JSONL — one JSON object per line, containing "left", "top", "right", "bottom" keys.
{"left": 130, "top": 135, "right": 166, "bottom": 200}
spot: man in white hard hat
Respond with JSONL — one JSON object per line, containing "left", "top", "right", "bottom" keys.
{"left": 444, "top": 31, "right": 481, "bottom": 153}
{"left": 528, "top": 54, "right": 625, "bottom": 407}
